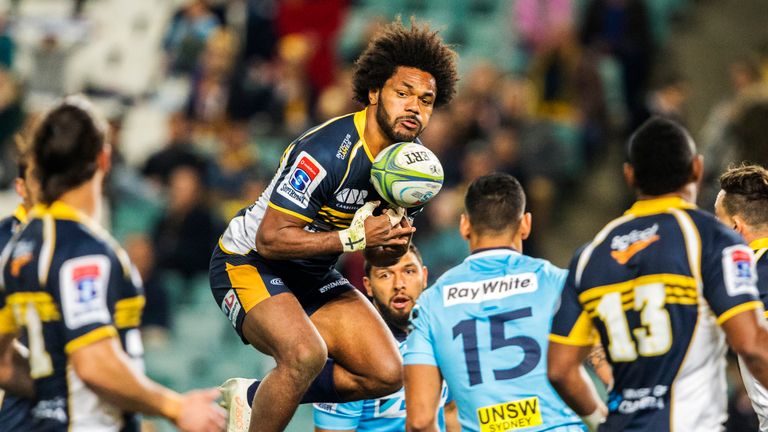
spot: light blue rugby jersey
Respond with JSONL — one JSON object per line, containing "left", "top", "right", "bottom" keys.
{"left": 313, "top": 331, "right": 449, "bottom": 431}
{"left": 405, "top": 248, "right": 584, "bottom": 432}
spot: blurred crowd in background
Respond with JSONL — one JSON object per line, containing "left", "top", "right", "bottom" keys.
{"left": 0, "top": 0, "right": 767, "bottom": 429}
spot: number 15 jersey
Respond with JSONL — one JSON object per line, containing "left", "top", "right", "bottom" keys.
{"left": 550, "top": 197, "right": 761, "bottom": 431}
{"left": 405, "top": 248, "right": 584, "bottom": 432}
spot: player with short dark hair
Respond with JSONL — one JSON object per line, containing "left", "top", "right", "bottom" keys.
{"left": 0, "top": 95, "right": 226, "bottom": 432}
{"left": 404, "top": 172, "right": 584, "bottom": 432}
{"left": 313, "top": 244, "right": 458, "bottom": 431}
{"left": 211, "top": 19, "right": 459, "bottom": 432}
{"left": 549, "top": 117, "right": 768, "bottom": 431}
{"left": 716, "top": 164, "right": 768, "bottom": 430}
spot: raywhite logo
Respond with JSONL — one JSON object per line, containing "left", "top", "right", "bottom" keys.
{"left": 443, "top": 273, "right": 538, "bottom": 306}
{"left": 335, "top": 188, "right": 368, "bottom": 205}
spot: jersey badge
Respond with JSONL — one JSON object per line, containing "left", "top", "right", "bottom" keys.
{"left": 610, "top": 224, "right": 660, "bottom": 265}
{"left": 276, "top": 152, "right": 327, "bottom": 209}
{"left": 60, "top": 255, "right": 111, "bottom": 329}
{"left": 722, "top": 245, "right": 758, "bottom": 297}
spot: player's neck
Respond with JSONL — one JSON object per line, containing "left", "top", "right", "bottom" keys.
{"left": 636, "top": 184, "right": 698, "bottom": 204}
{"left": 743, "top": 229, "right": 768, "bottom": 245}
{"left": 56, "top": 175, "right": 104, "bottom": 223}
{"left": 469, "top": 233, "right": 522, "bottom": 254}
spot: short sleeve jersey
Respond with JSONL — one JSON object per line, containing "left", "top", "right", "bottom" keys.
{"left": 0, "top": 201, "right": 146, "bottom": 432}
{"left": 313, "top": 329, "right": 450, "bottom": 431}
{"left": 550, "top": 197, "right": 761, "bottom": 431}
{"left": 404, "top": 248, "right": 584, "bottom": 432}
{"left": 219, "top": 108, "right": 422, "bottom": 275}
{"left": 0, "top": 204, "right": 33, "bottom": 430}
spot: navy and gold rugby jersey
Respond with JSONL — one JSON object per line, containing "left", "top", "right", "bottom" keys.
{"left": 0, "top": 201, "right": 145, "bottom": 432}
{"left": 550, "top": 197, "right": 761, "bottom": 431}
{"left": 219, "top": 108, "right": 419, "bottom": 273}
{"left": 0, "top": 204, "right": 33, "bottom": 430}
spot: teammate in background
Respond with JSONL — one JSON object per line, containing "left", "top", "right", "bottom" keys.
{"left": 313, "top": 244, "right": 459, "bottom": 432}
{"left": 404, "top": 173, "right": 584, "bottom": 432}
{"left": 716, "top": 164, "right": 768, "bottom": 431}
{"left": 211, "top": 19, "right": 458, "bottom": 432}
{"left": 0, "top": 96, "right": 226, "bottom": 431}
{"left": 548, "top": 117, "right": 768, "bottom": 431}
{"left": 0, "top": 148, "right": 35, "bottom": 429}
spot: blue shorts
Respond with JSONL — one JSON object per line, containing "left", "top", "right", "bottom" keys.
{"left": 209, "top": 244, "right": 354, "bottom": 343}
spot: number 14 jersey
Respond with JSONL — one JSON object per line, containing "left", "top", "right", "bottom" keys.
{"left": 405, "top": 248, "right": 584, "bottom": 432}
{"left": 550, "top": 197, "right": 761, "bottom": 431}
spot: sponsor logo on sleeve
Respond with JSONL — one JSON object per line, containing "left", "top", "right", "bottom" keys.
{"left": 221, "top": 289, "right": 242, "bottom": 328}
{"left": 722, "top": 245, "right": 759, "bottom": 297}
{"left": 476, "top": 397, "right": 542, "bottom": 431}
{"left": 374, "top": 389, "right": 406, "bottom": 418}
{"left": 276, "top": 152, "right": 327, "bottom": 209}
{"left": 314, "top": 403, "right": 338, "bottom": 413}
{"left": 443, "top": 273, "right": 538, "bottom": 306}
{"left": 60, "top": 255, "right": 111, "bottom": 329}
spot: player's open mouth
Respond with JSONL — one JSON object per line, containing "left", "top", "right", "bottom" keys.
{"left": 399, "top": 118, "right": 420, "bottom": 130}
{"left": 391, "top": 296, "right": 411, "bottom": 309}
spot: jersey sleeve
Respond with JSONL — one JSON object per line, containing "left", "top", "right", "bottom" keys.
{"left": 702, "top": 227, "right": 762, "bottom": 325}
{"left": 549, "top": 251, "right": 596, "bottom": 346}
{"left": 268, "top": 140, "right": 338, "bottom": 222}
{"left": 58, "top": 254, "right": 119, "bottom": 354}
{"left": 404, "top": 289, "right": 438, "bottom": 366}
{"left": 313, "top": 401, "right": 363, "bottom": 430}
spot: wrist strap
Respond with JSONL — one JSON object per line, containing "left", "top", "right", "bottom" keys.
{"left": 581, "top": 407, "right": 606, "bottom": 431}
{"left": 339, "top": 228, "right": 366, "bottom": 252}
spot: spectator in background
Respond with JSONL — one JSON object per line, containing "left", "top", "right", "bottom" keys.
{"left": 640, "top": 70, "right": 689, "bottom": 125}
{"left": 152, "top": 164, "right": 224, "bottom": 279}
{"left": 581, "top": 0, "right": 654, "bottom": 131}
{"left": 142, "top": 112, "right": 208, "bottom": 187}
{"left": 0, "top": 14, "right": 14, "bottom": 68}
{"left": 0, "top": 68, "right": 23, "bottom": 187}
{"left": 208, "top": 120, "right": 260, "bottom": 202}
{"left": 123, "top": 234, "right": 171, "bottom": 335}
{"left": 187, "top": 28, "right": 238, "bottom": 125}
{"left": 164, "top": 0, "right": 221, "bottom": 75}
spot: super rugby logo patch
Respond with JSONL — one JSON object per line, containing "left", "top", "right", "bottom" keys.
{"left": 722, "top": 245, "right": 758, "bottom": 297}
{"left": 276, "top": 151, "right": 327, "bottom": 209}
{"left": 60, "top": 255, "right": 111, "bottom": 329}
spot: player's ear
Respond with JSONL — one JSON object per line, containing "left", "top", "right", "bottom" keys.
{"left": 732, "top": 215, "right": 749, "bottom": 237}
{"left": 623, "top": 163, "right": 635, "bottom": 190}
{"left": 362, "top": 277, "right": 373, "bottom": 297}
{"left": 691, "top": 154, "right": 704, "bottom": 185}
{"left": 97, "top": 143, "right": 112, "bottom": 173}
{"left": 459, "top": 213, "right": 471, "bottom": 240}
{"left": 369, "top": 88, "right": 380, "bottom": 105}
{"left": 519, "top": 212, "right": 532, "bottom": 241}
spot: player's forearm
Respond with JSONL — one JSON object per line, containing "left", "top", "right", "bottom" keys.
{"left": 549, "top": 365, "right": 603, "bottom": 416}
{"left": 256, "top": 226, "right": 343, "bottom": 259}
{"left": 71, "top": 338, "right": 182, "bottom": 422}
{"left": 0, "top": 335, "right": 33, "bottom": 398}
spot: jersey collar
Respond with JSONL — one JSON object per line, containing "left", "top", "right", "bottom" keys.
{"left": 464, "top": 247, "right": 520, "bottom": 262}
{"left": 30, "top": 201, "right": 93, "bottom": 225}
{"left": 624, "top": 196, "right": 696, "bottom": 217}
{"left": 353, "top": 108, "right": 375, "bottom": 162}
{"left": 749, "top": 238, "right": 768, "bottom": 251}
{"left": 12, "top": 204, "right": 27, "bottom": 224}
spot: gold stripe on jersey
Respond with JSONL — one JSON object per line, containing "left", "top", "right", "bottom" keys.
{"left": 0, "top": 304, "right": 18, "bottom": 334}
{"left": 580, "top": 274, "right": 698, "bottom": 305}
{"left": 267, "top": 202, "right": 313, "bottom": 223}
{"left": 748, "top": 238, "right": 768, "bottom": 251}
{"left": 623, "top": 197, "right": 696, "bottom": 217}
{"left": 13, "top": 204, "right": 27, "bottom": 224}
{"left": 548, "top": 311, "right": 596, "bottom": 346}
{"left": 715, "top": 301, "right": 763, "bottom": 325}
{"left": 114, "top": 296, "right": 146, "bottom": 329}
{"left": 64, "top": 325, "right": 118, "bottom": 354}
{"left": 353, "top": 109, "right": 375, "bottom": 162}
{"left": 7, "top": 292, "right": 61, "bottom": 322}
{"left": 225, "top": 262, "right": 270, "bottom": 312}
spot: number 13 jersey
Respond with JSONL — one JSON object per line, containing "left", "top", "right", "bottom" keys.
{"left": 550, "top": 197, "right": 761, "bottom": 431}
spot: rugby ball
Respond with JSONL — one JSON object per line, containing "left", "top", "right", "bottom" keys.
{"left": 370, "top": 142, "right": 444, "bottom": 208}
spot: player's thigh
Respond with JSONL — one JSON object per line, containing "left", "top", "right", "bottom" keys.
{"left": 210, "top": 247, "right": 326, "bottom": 364}
{"left": 241, "top": 292, "right": 326, "bottom": 365}
{"left": 310, "top": 289, "right": 401, "bottom": 375}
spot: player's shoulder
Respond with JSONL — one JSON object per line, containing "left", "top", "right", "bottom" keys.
{"left": 684, "top": 207, "right": 742, "bottom": 243}
{"left": 292, "top": 112, "right": 359, "bottom": 158}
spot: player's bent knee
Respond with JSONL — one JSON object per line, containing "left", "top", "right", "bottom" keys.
{"left": 364, "top": 357, "right": 403, "bottom": 397}
{"left": 276, "top": 339, "right": 328, "bottom": 383}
